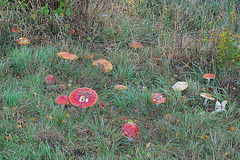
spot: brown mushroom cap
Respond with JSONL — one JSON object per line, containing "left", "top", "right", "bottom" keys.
{"left": 203, "top": 73, "right": 215, "bottom": 79}
{"left": 200, "top": 93, "right": 215, "bottom": 100}
{"left": 57, "top": 52, "right": 78, "bottom": 60}
{"left": 172, "top": 82, "right": 188, "bottom": 91}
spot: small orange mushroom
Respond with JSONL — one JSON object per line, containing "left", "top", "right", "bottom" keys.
{"left": 203, "top": 73, "right": 215, "bottom": 86}
{"left": 84, "top": 54, "right": 94, "bottom": 59}
{"left": 16, "top": 37, "right": 31, "bottom": 45}
{"left": 130, "top": 41, "right": 143, "bottom": 49}
{"left": 57, "top": 52, "right": 78, "bottom": 61}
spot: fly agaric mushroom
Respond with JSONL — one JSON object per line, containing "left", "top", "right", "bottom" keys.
{"left": 150, "top": 93, "right": 166, "bottom": 106}
{"left": 16, "top": 37, "right": 31, "bottom": 45}
{"left": 172, "top": 82, "right": 188, "bottom": 91}
{"left": 10, "top": 27, "right": 21, "bottom": 33}
{"left": 114, "top": 85, "right": 128, "bottom": 91}
{"left": 200, "top": 93, "right": 215, "bottom": 106}
{"left": 130, "top": 41, "right": 143, "bottom": 49}
{"left": 69, "top": 88, "right": 98, "bottom": 111}
{"left": 203, "top": 73, "right": 215, "bottom": 86}
{"left": 122, "top": 121, "right": 139, "bottom": 141}
{"left": 55, "top": 95, "right": 69, "bottom": 108}
{"left": 212, "top": 100, "right": 228, "bottom": 114}
{"left": 45, "top": 74, "right": 55, "bottom": 85}
{"left": 57, "top": 52, "right": 78, "bottom": 62}
{"left": 92, "top": 59, "right": 113, "bottom": 73}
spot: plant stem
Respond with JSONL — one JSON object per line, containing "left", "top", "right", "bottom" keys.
{"left": 203, "top": 98, "right": 208, "bottom": 106}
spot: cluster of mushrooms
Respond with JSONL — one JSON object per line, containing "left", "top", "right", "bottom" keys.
{"left": 17, "top": 35, "right": 228, "bottom": 141}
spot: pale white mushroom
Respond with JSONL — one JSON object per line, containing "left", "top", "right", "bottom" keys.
{"left": 200, "top": 93, "right": 215, "bottom": 106}
{"left": 212, "top": 100, "right": 228, "bottom": 114}
{"left": 172, "top": 82, "right": 188, "bottom": 91}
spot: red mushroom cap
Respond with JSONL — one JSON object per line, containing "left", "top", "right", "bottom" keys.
{"left": 45, "top": 74, "right": 55, "bottom": 85}
{"left": 69, "top": 88, "right": 98, "bottom": 108}
{"left": 150, "top": 93, "right": 166, "bottom": 104}
{"left": 55, "top": 95, "right": 69, "bottom": 105}
{"left": 122, "top": 121, "right": 139, "bottom": 139}
{"left": 203, "top": 73, "right": 215, "bottom": 79}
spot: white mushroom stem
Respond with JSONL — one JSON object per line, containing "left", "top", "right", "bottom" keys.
{"left": 81, "top": 108, "right": 86, "bottom": 113}
{"left": 203, "top": 98, "right": 208, "bottom": 106}
{"left": 127, "top": 137, "right": 134, "bottom": 142}
{"left": 206, "top": 78, "right": 210, "bottom": 86}
{"left": 61, "top": 104, "right": 65, "bottom": 109}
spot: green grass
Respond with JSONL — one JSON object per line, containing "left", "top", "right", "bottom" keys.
{"left": 0, "top": 0, "right": 240, "bottom": 159}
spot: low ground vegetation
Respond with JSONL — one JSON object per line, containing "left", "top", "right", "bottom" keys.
{"left": 0, "top": 0, "right": 239, "bottom": 159}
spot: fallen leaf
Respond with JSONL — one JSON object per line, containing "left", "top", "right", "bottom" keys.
{"left": 5, "top": 134, "right": 11, "bottom": 140}
{"left": 65, "top": 113, "right": 70, "bottom": 117}
{"left": 146, "top": 142, "right": 151, "bottom": 148}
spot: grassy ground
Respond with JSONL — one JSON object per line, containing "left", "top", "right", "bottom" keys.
{"left": 0, "top": 0, "right": 240, "bottom": 159}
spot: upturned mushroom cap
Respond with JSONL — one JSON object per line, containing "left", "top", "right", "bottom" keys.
{"left": 172, "top": 82, "right": 188, "bottom": 91}
{"left": 114, "top": 85, "right": 128, "bottom": 91}
{"left": 92, "top": 59, "right": 113, "bottom": 73}
{"left": 122, "top": 121, "right": 139, "bottom": 139}
{"left": 69, "top": 88, "right": 98, "bottom": 108}
{"left": 150, "top": 93, "right": 166, "bottom": 104}
{"left": 16, "top": 37, "right": 31, "bottom": 45}
{"left": 45, "top": 74, "right": 55, "bottom": 85}
{"left": 55, "top": 95, "right": 69, "bottom": 105}
{"left": 57, "top": 52, "right": 78, "bottom": 60}
{"left": 200, "top": 93, "right": 215, "bottom": 100}
{"left": 203, "top": 73, "right": 215, "bottom": 79}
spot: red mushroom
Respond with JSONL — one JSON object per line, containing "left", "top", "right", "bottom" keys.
{"left": 45, "top": 74, "right": 55, "bottom": 85}
{"left": 150, "top": 93, "right": 166, "bottom": 104}
{"left": 55, "top": 95, "right": 69, "bottom": 108}
{"left": 150, "top": 93, "right": 166, "bottom": 107}
{"left": 122, "top": 121, "right": 139, "bottom": 141}
{"left": 203, "top": 73, "right": 215, "bottom": 86}
{"left": 69, "top": 88, "right": 98, "bottom": 111}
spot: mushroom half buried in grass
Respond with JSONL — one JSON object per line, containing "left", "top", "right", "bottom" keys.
{"left": 92, "top": 59, "right": 113, "bottom": 73}
{"left": 200, "top": 93, "right": 215, "bottom": 106}
{"left": 57, "top": 52, "right": 78, "bottom": 62}
{"left": 16, "top": 37, "right": 31, "bottom": 45}
{"left": 55, "top": 95, "right": 69, "bottom": 108}
{"left": 150, "top": 93, "right": 166, "bottom": 107}
{"left": 69, "top": 88, "right": 98, "bottom": 111}
{"left": 122, "top": 121, "right": 139, "bottom": 142}
{"left": 114, "top": 85, "right": 128, "bottom": 91}
{"left": 172, "top": 82, "right": 188, "bottom": 91}
{"left": 203, "top": 73, "right": 215, "bottom": 86}
{"left": 45, "top": 74, "right": 55, "bottom": 85}
{"left": 130, "top": 41, "right": 143, "bottom": 49}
